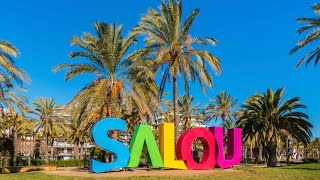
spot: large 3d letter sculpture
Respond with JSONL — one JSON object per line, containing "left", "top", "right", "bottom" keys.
{"left": 127, "top": 125, "right": 163, "bottom": 168}
{"left": 159, "top": 123, "right": 187, "bottom": 169}
{"left": 209, "top": 127, "right": 242, "bottom": 168}
{"left": 90, "top": 118, "right": 242, "bottom": 173}
{"left": 176, "top": 128, "right": 216, "bottom": 170}
{"left": 90, "top": 118, "right": 129, "bottom": 173}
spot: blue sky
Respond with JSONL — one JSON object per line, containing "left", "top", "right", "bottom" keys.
{"left": 1, "top": 0, "right": 320, "bottom": 137}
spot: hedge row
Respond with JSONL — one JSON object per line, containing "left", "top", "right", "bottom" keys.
{"left": 29, "top": 159, "right": 88, "bottom": 167}
{"left": 49, "top": 159, "right": 88, "bottom": 167}
{"left": 302, "top": 158, "right": 320, "bottom": 163}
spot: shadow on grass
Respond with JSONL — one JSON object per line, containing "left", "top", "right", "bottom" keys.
{"left": 262, "top": 163, "right": 320, "bottom": 171}
{"left": 278, "top": 167, "right": 320, "bottom": 171}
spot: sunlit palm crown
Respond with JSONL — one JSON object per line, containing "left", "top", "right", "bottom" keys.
{"left": 290, "top": 4, "right": 320, "bottom": 67}
{"left": 178, "top": 95, "right": 203, "bottom": 129}
{"left": 205, "top": 91, "right": 237, "bottom": 125}
{"left": 2, "top": 111, "right": 32, "bottom": 136}
{"left": 129, "top": 0, "right": 221, "bottom": 95}
{"left": 237, "top": 88, "right": 313, "bottom": 146}
{"left": 54, "top": 21, "right": 159, "bottom": 130}
{"left": 0, "top": 82, "right": 29, "bottom": 117}
{"left": 31, "top": 97, "right": 68, "bottom": 137}
{"left": 0, "top": 40, "right": 30, "bottom": 84}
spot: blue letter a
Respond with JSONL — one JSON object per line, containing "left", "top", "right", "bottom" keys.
{"left": 90, "top": 118, "right": 129, "bottom": 173}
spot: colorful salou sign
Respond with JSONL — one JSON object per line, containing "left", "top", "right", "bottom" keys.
{"left": 90, "top": 118, "right": 242, "bottom": 173}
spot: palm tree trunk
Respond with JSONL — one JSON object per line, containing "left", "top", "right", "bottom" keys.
{"left": 221, "top": 115, "right": 226, "bottom": 128}
{"left": 244, "top": 144, "right": 247, "bottom": 163}
{"left": 12, "top": 128, "right": 18, "bottom": 166}
{"left": 74, "top": 140, "right": 79, "bottom": 159}
{"left": 259, "top": 145, "right": 263, "bottom": 163}
{"left": 108, "top": 131, "right": 118, "bottom": 162}
{"left": 30, "top": 137, "right": 33, "bottom": 159}
{"left": 297, "top": 144, "right": 300, "bottom": 160}
{"left": 44, "top": 134, "right": 49, "bottom": 164}
{"left": 80, "top": 142, "right": 84, "bottom": 159}
{"left": 221, "top": 115, "right": 227, "bottom": 148}
{"left": 266, "top": 141, "right": 278, "bottom": 167}
{"left": 50, "top": 139, "right": 54, "bottom": 160}
{"left": 286, "top": 137, "right": 290, "bottom": 165}
{"left": 32, "top": 132, "right": 35, "bottom": 159}
{"left": 173, "top": 75, "right": 179, "bottom": 144}
{"left": 250, "top": 143, "right": 253, "bottom": 159}
{"left": 23, "top": 138, "right": 26, "bottom": 156}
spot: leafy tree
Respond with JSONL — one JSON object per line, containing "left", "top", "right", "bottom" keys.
{"left": 129, "top": 0, "right": 221, "bottom": 141}
{"left": 237, "top": 88, "right": 313, "bottom": 167}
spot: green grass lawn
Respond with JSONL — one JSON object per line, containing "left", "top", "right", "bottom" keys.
{"left": 0, "top": 163, "right": 319, "bottom": 180}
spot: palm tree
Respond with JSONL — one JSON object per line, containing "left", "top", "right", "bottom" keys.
{"left": 31, "top": 97, "right": 68, "bottom": 163}
{"left": 305, "top": 137, "right": 320, "bottom": 158}
{"left": 3, "top": 112, "right": 27, "bottom": 165}
{"left": 68, "top": 117, "right": 88, "bottom": 159}
{"left": 178, "top": 95, "right": 203, "bottom": 130}
{"left": 0, "top": 83, "right": 29, "bottom": 118}
{"left": 205, "top": 91, "right": 237, "bottom": 127}
{"left": 163, "top": 95, "right": 204, "bottom": 130}
{"left": 54, "top": 21, "right": 158, "bottom": 135}
{"left": 129, "top": 0, "right": 221, "bottom": 141}
{"left": 0, "top": 40, "right": 30, "bottom": 83}
{"left": 290, "top": 4, "right": 320, "bottom": 67}
{"left": 313, "top": 138, "right": 320, "bottom": 158}
{"left": 0, "top": 82, "right": 29, "bottom": 165}
{"left": 17, "top": 119, "right": 35, "bottom": 158}
{"left": 0, "top": 111, "right": 34, "bottom": 166}
{"left": 237, "top": 88, "right": 313, "bottom": 167}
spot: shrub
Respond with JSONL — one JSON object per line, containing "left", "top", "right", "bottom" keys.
{"left": 49, "top": 159, "right": 88, "bottom": 167}
{"left": 31, "top": 159, "right": 45, "bottom": 166}
{"left": 9, "top": 158, "right": 89, "bottom": 167}
{"left": 241, "top": 158, "right": 256, "bottom": 164}
{"left": 303, "top": 158, "right": 320, "bottom": 163}
{"left": 16, "top": 157, "right": 28, "bottom": 166}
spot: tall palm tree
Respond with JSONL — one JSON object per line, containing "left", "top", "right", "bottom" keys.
{"left": 17, "top": 118, "right": 35, "bottom": 158}
{"left": 129, "top": 0, "right": 221, "bottom": 141}
{"left": 290, "top": 4, "right": 320, "bottom": 67}
{"left": 236, "top": 88, "right": 313, "bottom": 167}
{"left": 68, "top": 117, "right": 87, "bottom": 159}
{"left": 178, "top": 95, "right": 203, "bottom": 130}
{"left": 0, "top": 112, "right": 34, "bottom": 166}
{"left": 0, "top": 82, "right": 28, "bottom": 165}
{"left": 3, "top": 112, "right": 27, "bottom": 165}
{"left": 205, "top": 91, "right": 237, "bottom": 127}
{"left": 31, "top": 97, "right": 68, "bottom": 163}
{"left": 162, "top": 95, "right": 203, "bottom": 130}
{"left": 0, "top": 40, "right": 30, "bottom": 83}
{"left": 54, "top": 21, "right": 158, "bottom": 135}
{"left": 313, "top": 138, "right": 320, "bottom": 158}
